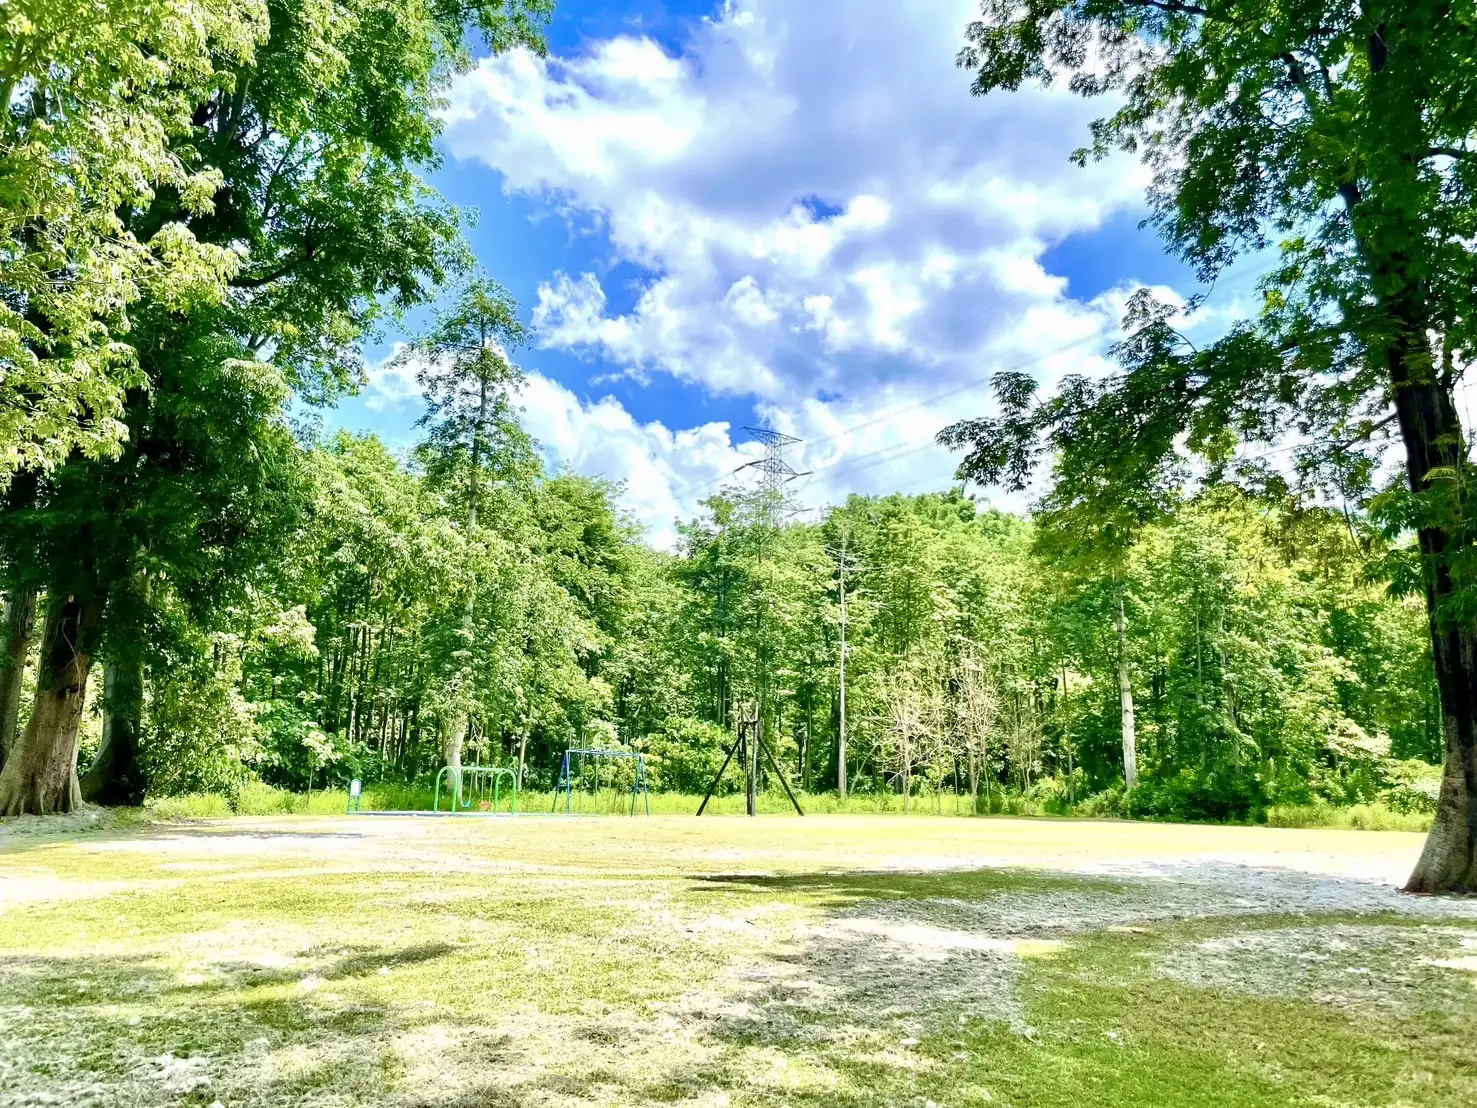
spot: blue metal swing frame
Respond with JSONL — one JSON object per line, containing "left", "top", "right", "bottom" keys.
{"left": 553, "top": 748, "right": 651, "bottom": 815}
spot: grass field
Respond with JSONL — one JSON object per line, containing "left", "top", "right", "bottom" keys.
{"left": 1, "top": 812, "right": 1474, "bottom": 1107}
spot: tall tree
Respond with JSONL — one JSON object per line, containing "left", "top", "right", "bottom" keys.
{"left": 942, "top": 1, "right": 1477, "bottom": 891}
{"left": 0, "top": 0, "right": 265, "bottom": 477}
{"left": 941, "top": 329, "right": 1184, "bottom": 789}
{"left": 395, "top": 279, "right": 534, "bottom": 775}
{"left": 0, "top": 0, "right": 552, "bottom": 814}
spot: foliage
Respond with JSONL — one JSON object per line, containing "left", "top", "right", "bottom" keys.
{"left": 0, "top": 0, "right": 265, "bottom": 476}
{"left": 941, "top": 0, "right": 1477, "bottom": 888}
{"left": 0, "top": 0, "right": 1449, "bottom": 835}
{"left": 95, "top": 422, "right": 1435, "bottom": 827}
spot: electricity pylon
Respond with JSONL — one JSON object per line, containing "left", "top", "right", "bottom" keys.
{"left": 738, "top": 426, "right": 808, "bottom": 526}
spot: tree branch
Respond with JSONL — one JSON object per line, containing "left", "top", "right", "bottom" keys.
{"left": 1331, "top": 412, "right": 1398, "bottom": 453}
{"left": 1124, "top": 0, "right": 1213, "bottom": 15}
{"left": 231, "top": 257, "right": 299, "bottom": 290}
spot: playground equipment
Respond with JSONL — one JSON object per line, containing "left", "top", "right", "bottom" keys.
{"left": 433, "top": 765, "right": 519, "bottom": 813}
{"left": 696, "top": 709, "right": 804, "bottom": 817}
{"left": 553, "top": 748, "right": 651, "bottom": 815}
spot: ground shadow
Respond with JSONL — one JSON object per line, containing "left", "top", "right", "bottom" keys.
{"left": 691, "top": 867, "right": 1125, "bottom": 910}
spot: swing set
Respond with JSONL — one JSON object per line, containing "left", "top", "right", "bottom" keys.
{"left": 432, "top": 765, "right": 519, "bottom": 813}
{"left": 553, "top": 748, "right": 651, "bottom": 815}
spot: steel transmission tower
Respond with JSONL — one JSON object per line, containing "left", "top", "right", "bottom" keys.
{"left": 737, "top": 426, "right": 807, "bottom": 524}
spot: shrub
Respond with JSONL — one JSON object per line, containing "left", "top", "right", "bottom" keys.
{"left": 643, "top": 717, "right": 730, "bottom": 793}
{"left": 1263, "top": 802, "right": 1431, "bottom": 832}
{"left": 1377, "top": 758, "right": 1441, "bottom": 815}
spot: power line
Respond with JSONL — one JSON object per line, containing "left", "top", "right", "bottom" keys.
{"left": 670, "top": 260, "right": 1271, "bottom": 504}
{"left": 793, "top": 256, "right": 1270, "bottom": 458}
{"left": 668, "top": 330, "right": 1104, "bottom": 503}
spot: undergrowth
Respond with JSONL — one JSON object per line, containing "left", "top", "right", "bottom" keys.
{"left": 138, "top": 781, "right": 1434, "bottom": 831}
{"left": 1262, "top": 801, "right": 1432, "bottom": 832}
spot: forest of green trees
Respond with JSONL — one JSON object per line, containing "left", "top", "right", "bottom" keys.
{"left": 4, "top": 0, "right": 1477, "bottom": 892}
{"left": 0, "top": 360, "right": 1449, "bottom": 826}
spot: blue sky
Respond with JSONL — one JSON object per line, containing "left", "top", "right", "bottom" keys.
{"left": 334, "top": 0, "right": 1249, "bottom": 547}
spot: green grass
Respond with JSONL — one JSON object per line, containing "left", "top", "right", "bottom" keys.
{"left": 1263, "top": 801, "right": 1433, "bottom": 832}
{"left": 0, "top": 812, "right": 1468, "bottom": 1106}
{"left": 144, "top": 783, "right": 1005, "bottom": 819}
{"left": 141, "top": 781, "right": 1436, "bottom": 831}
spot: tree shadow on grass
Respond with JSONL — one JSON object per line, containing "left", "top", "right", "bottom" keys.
{"left": 0, "top": 940, "right": 511, "bottom": 1106}
{"left": 689, "top": 867, "right": 1126, "bottom": 911}
{"left": 691, "top": 860, "right": 1477, "bottom": 925}
{"left": 191, "top": 939, "right": 461, "bottom": 999}
{"left": 0, "top": 940, "right": 460, "bottom": 1010}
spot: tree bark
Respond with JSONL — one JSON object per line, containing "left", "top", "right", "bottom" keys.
{"left": 1115, "top": 590, "right": 1138, "bottom": 789}
{"left": 444, "top": 710, "right": 465, "bottom": 780}
{"left": 745, "top": 718, "right": 758, "bottom": 817}
{"left": 79, "top": 657, "right": 148, "bottom": 806}
{"left": 0, "top": 586, "right": 38, "bottom": 771}
{"left": 1391, "top": 337, "right": 1477, "bottom": 893}
{"left": 516, "top": 716, "right": 532, "bottom": 789}
{"left": 0, "top": 592, "right": 105, "bottom": 816}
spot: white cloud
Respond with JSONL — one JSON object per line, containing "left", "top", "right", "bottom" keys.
{"left": 362, "top": 342, "right": 420, "bottom": 412}
{"left": 517, "top": 372, "right": 758, "bottom": 550}
{"left": 438, "top": 0, "right": 1178, "bottom": 537}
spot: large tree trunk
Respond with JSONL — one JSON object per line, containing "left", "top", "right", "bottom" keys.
{"left": 0, "top": 586, "right": 38, "bottom": 771}
{"left": 80, "top": 657, "right": 148, "bottom": 806}
{"left": 0, "top": 593, "right": 105, "bottom": 816}
{"left": 1392, "top": 345, "right": 1477, "bottom": 893}
{"left": 1410, "top": 617, "right": 1477, "bottom": 893}
{"left": 1115, "top": 590, "right": 1138, "bottom": 789}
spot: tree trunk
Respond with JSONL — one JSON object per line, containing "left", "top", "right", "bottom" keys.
{"left": 442, "top": 372, "right": 488, "bottom": 778}
{"left": 80, "top": 657, "right": 147, "bottom": 806}
{"left": 1392, "top": 343, "right": 1477, "bottom": 892}
{"left": 516, "top": 717, "right": 532, "bottom": 789}
{"left": 444, "top": 710, "right": 465, "bottom": 780}
{"left": 745, "top": 719, "right": 758, "bottom": 817}
{"left": 0, "top": 593, "right": 105, "bottom": 816}
{"left": 1115, "top": 590, "right": 1138, "bottom": 789}
{"left": 0, "top": 586, "right": 38, "bottom": 771}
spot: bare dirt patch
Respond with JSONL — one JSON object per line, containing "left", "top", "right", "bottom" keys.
{"left": 1156, "top": 923, "right": 1477, "bottom": 1016}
